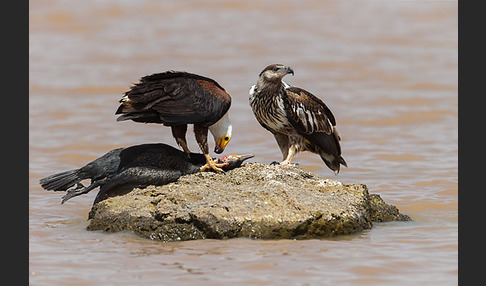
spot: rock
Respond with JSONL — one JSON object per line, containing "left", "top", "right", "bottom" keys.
{"left": 369, "top": 193, "right": 411, "bottom": 222}
{"left": 87, "top": 163, "right": 411, "bottom": 241}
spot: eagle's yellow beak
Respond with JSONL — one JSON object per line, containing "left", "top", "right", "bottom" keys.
{"left": 214, "top": 135, "right": 231, "bottom": 154}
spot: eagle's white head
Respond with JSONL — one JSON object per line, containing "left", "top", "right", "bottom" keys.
{"left": 209, "top": 111, "right": 232, "bottom": 154}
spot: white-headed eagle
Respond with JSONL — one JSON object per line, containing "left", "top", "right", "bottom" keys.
{"left": 249, "top": 64, "right": 347, "bottom": 174}
{"left": 116, "top": 71, "right": 232, "bottom": 172}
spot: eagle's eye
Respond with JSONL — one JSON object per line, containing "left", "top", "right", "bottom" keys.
{"left": 272, "top": 66, "right": 279, "bottom": 72}
{"left": 224, "top": 136, "right": 230, "bottom": 141}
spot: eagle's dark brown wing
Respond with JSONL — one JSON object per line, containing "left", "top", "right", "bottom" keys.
{"left": 116, "top": 71, "right": 231, "bottom": 127}
{"left": 283, "top": 86, "right": 336, "bottom": 135}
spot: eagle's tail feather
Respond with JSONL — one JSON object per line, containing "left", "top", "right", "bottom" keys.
{"left": 339, "top": 156, "right": 347, "bottom": 168}
{"left": 306, "top": 132, "right": 347, "bottom": 174}
{"left": 116, "top": 111, "right": 162, "bottom": 123}
{"left": 320, "top": 154, "right": 347, "bottom": 175}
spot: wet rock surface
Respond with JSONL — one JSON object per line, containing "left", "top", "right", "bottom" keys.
{"left": 87, "top": 163, "right": 411, "bottom": 241}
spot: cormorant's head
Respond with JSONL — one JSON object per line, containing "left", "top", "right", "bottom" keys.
{"left": 209, "top": 112, "right": 232, "bottom": 154}
{"left": 258, "top": 64, "right": 294, "bottom": 82}
{"left": 220, "top": 154, "right": 254, "bottom": 170}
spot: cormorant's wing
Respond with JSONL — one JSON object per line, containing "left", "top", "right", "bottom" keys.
{"left": 116, "top": 71, "right": 231, "bottom": 126}
{"left": 283, "top": 86, "right": 336, "bottom": 135}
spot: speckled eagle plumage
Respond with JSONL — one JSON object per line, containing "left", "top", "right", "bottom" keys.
{"left": 284, "top": 86, "right": 336, "bottom": 135}
{"left": 249, "top": 64, "right": 347, "bottom": 173}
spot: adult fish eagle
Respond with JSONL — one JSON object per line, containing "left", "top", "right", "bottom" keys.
{"left": 249, "top": 64, "right": 347, "bottom": 173}
{"left": 116, "top": 71, "right": 232, "bottom": 172}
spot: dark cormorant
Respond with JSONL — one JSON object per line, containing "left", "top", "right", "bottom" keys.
{"left": 249, "top": 64, "right": 347, "bottom": 173}
{"left": 116, "top": 71, "right": 232, "bottom": 172}
{"left": 39, "top": 143, "right": 253, "bottom": 204}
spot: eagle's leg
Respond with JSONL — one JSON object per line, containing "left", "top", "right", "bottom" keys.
{"left": 274, "top": 133, "right": 298, "bottom": 166}
{"left": 171, "top": 125, "right": 191, "bottom": 157}
{"left": 281, "top": 146, "right": 297, "bottom": 165}
{"left": 194, "top": 125, "right": 228, "bottom": 172}
{"left": 200, "top": 153, "right": 228, "bottom": 172}
{"left": 178, "top": 139, "right": 191, "bottom": 157}
{"left": 273, "top": 133, "right": 289, "bottom": 161}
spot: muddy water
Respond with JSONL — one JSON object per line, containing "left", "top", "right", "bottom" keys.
{"left": 29, "top": 0, "right": 457, "bottom": 285}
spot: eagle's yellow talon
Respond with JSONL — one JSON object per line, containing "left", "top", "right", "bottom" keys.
{"left": 200, "top": 157, "right": 228, "bottom": 172}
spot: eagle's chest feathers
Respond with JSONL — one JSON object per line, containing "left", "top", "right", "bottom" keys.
{"left": 249, "top": 85, "right": 291, "bottom": 133}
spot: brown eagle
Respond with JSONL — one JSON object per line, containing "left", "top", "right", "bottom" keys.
{"left": 249, "top": 64, "right": 347, "bottom": 173}
{"left": 116, "top": 71, "right": 232, "bottom": 172}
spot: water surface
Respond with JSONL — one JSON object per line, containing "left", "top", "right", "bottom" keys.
{"left": 30, "top": 1, "right": 457, "bottom": 285}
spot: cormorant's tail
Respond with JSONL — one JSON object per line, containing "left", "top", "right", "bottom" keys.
{"left": 39, "top": 169, "right": 82, "bottom": 192}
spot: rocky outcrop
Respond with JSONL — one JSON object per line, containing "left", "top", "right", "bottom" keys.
{"left": 87, "top": 163, "right": 410, "bottom": 241}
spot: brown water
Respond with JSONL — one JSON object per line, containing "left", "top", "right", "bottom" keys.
{"left": 29, "top": 0, "right": 458, "bottom": 285}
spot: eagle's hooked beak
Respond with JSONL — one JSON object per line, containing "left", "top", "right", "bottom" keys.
{"left": 285, "top": 66, "right": 294, "bottom": 76}
{"left": 214, "top": 135, "right": 231, "bottom": 154}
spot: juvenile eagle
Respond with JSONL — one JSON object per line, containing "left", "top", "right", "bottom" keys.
{"left": 116, "top": 71, "right": 232, "bottom": 172}
{"left": 249, "top": 64, "right": 347, "bottom": 173}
